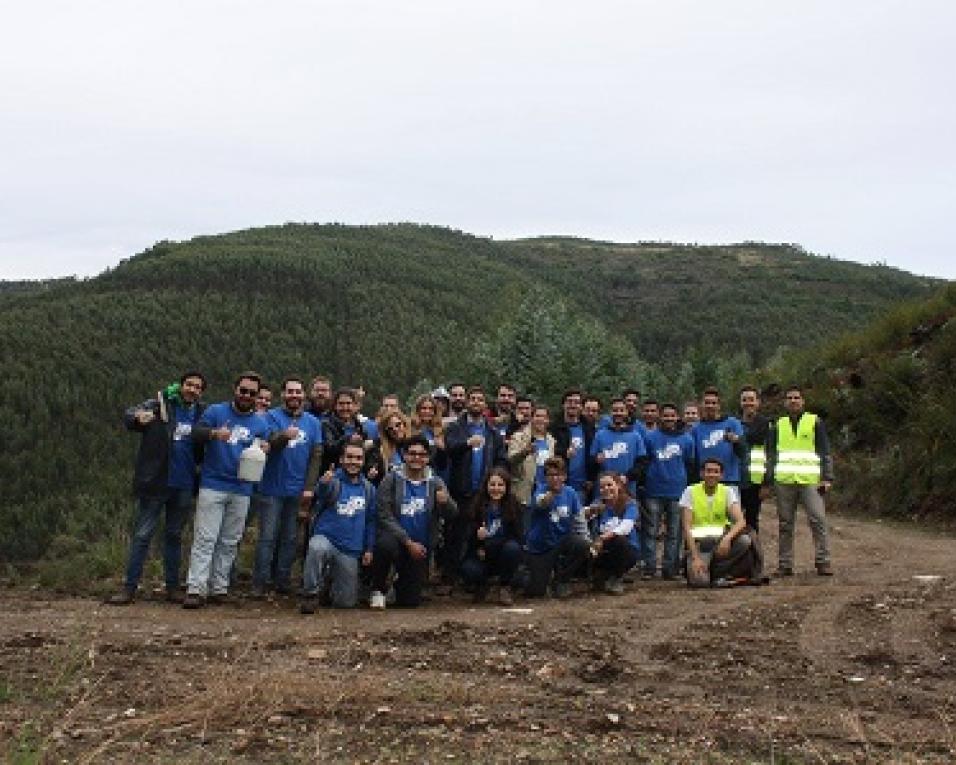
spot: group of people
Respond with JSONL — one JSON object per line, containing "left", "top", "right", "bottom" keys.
{"left": 109, "top": 371, "right": 835, "bottom": 611}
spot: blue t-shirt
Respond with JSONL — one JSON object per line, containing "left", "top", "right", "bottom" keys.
{"left": 567, "top": 424, "right": 587, "bottom": 489}
{"left": 259, "top": 408, "right": 323, "bottom": 497}
{"left": 596, "top": 499, "right": 640, "bottom": 551}
{"left": 198, "top": 403, "right": 272, "bottom": 496}
{"left": 314, "top": 476, "right": 375, "bottom": 557}
{"left": 168, "top": 402, "right": 202, "bottom": 490}
{"left": 527, "top": 485, "right": 583, "bottom": 554}
{"left": 644, "top": 429, "right": 695, "bottom": 499}
{"left": 596, "top": 414, "right": 613, "bottom": 432}
{"left": 590, "top": 427, "right": 647, "bottom": 482}
{"left": 468, "top": 421, "right": 486, "bottom": 493}
{"left": 484, "top": 502, "right": 506, "bottom": 540}
{"left": 361, "top": 416, "right": 379, "bottom": 442}
{"left": 399, "top": 478, "right": 431, "bottom": 546}
{"left": 692, "top": 417, "right": 745, "bottom": 483}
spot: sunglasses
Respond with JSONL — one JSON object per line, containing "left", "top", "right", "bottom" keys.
{"left": 238, "top": 387, "right": 259, "bottom": 396}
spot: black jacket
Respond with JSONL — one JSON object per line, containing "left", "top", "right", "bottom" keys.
{"left": 549, "top": 417, "right": 598, "bottom": 484}
{"left": 321, "top": 416, "right": 369, "bottom": 473}
{"left": 124, "top": 392, "right": 205, "bottom": 497}
{"left": 445, "top": 414, "right": 508, "bottom": 501}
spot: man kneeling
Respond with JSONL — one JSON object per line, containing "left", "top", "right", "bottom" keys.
{"left": 301, "top": 442, "right": 376, "bottom": 612}
{"left": 680, "top": 458, "right": 756, "bottom": 587}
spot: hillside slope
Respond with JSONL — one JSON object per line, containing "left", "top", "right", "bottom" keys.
{"left": 0, "top": 223, "right": 941, "bottom": 563}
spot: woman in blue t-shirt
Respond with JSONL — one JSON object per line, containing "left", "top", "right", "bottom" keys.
{"left": 460, "top": 466, "right": 524, "bottom": 605}
{"left": 588, "top": 472, "right": 640, "bottom": 595}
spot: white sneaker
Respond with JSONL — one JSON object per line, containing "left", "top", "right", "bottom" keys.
{"left": 370, "top": 590, "right": 386, "bottom": 609}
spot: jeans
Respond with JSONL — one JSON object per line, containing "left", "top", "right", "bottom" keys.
{"left": 642, "top": 497, "right": 682, "bottom": 577}
{"left": 124, "top": 488, "right": 193, "bottom": 592}
{"left": 302, "top": 534, "right": 360, "bottom": 608}
{"left": 461, "top": 538, "right": 523, "bottom": 588}
{"left": 186, "top": 488, "right": 250, "bottom": 596}
{"left": 253, "top": 495, "right": 300, "bottom": 590}
{"left": 775, "top": 482, "right": 830, "bottom": 570}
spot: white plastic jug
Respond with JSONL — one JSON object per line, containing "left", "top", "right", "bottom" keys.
{"left": 238, "top": 438, "right": 267, "bottom": 482}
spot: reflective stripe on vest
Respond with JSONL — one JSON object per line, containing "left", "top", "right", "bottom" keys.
{"left": 749, "top": 445, "right": 766, "bottom": 484}
{"left": 690, "top": 482, "right": 729, "bottom": 539}
{"left": 775, "top": 413, "right": 820, "bottom": 485}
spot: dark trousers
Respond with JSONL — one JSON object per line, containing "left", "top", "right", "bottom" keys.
{"left": 441, "top": 495, "right": 472, "bottom": 582}
{"left": 594, "top": 535, "right": 640, "bottom": 578}
{"left": 740, "top": 485, "right": 762, "bottom": 532}
{"left": 371, "top": 534, "right": 428, "bottom": 607}
{"left": 524, "top": 534, "right": 591, "bottom": 597}
{"left": 461, "top": 538, "right": 522, "bottom": 588}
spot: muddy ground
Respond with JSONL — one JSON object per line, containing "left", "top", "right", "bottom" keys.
{"left": 1, "top": 505, "right": 955, "bottom": 763}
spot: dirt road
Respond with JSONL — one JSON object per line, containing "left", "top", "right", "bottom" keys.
{"left": 2, "top": 506, "right": 954, "bottom": 763}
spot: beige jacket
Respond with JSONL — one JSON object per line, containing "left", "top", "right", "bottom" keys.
{"left": 507, "top": 426, "right": 557, "bottom": 504}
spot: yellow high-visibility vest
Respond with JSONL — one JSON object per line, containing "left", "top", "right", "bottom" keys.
{"left": 690, "top": 482, "right": 729, "bottom": 539}
{"left": 775, "top": 413, "right": 820, "bottom": 485}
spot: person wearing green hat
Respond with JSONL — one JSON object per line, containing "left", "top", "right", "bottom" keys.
{"left": 107, "top": 371, "right": 207, "bottom": 605}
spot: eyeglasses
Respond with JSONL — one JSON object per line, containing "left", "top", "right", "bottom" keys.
{"left": 406, "top": 450, "right": 428, "bottom": 458}
{"left": 238, "top": 387, "right": 258, "bottom": 395}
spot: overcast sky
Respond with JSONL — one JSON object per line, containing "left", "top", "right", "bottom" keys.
{"left": 1, "top": 1, "right": 953, "bottom": 280}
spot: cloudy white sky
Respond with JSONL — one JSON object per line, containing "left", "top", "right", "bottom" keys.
{"left": 1, "top": 1, "right": 953, "bottom": 280}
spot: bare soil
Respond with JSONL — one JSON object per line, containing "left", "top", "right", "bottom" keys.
{"left": 2, "top": 505, "right": 955, "bottom": 763}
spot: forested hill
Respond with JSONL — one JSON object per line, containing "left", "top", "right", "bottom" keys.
{"left": 764, "top": 281, "right": 956, "bottom": 522}
{"left": 0, "top": 222, "right": 941, "bottom": 565}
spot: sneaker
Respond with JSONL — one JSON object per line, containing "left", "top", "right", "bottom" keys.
{"left": 300, "top": 596, "right": 318, "bottom": 615}
{"left": 165, "top": 588, "right": 184, "bottom": 604}
{"left": 106, "top": 588, "right": 136, "bottom": 606}
{"left": 370, "top": 591, "right": 386, "bottom": 610}
{"left": 773, "top": 567, "right": 794, "bottom": 578}
{"left": 498, "top": 586, "right": 514, "bottom": 606}
{"left": 472, "top": 583, "right": 489, "bottom": 604}
{"left": 182, "top": 593, "right": 205, "bottom": 609}
{"left": 817, "top": 564, "right": 834, "bottom": 577}
{"left": 604, "top": 577, "right": 625, "bottom": 596}
{"left": 249, "top": 585, "right": 267, "bottom": 600}
{"left": 552, "top": 582, "right": 572, "bottom": 599}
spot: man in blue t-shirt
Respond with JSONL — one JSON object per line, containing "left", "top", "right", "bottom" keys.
{"left": 642, "top": 403, "right": 696, "bottom": 579}
{"left": 590, "top": 397, "right": 648, "bottom": 497}
{"left": 690, "top": 387, "right": 747, "bottom": 485}
{"left": 549, "top": 388, "right": 597, "bottom": 503}
{"left": 444, "top": 386, "right": 506, "bottom": 582}
{"left": 300, "top": 442, "right": 376, "bottom": 611}
{"left": 183, "top": 371, "right": 272, "bottom": 608}
{"left": 107, "top": 371, "right": 207, "bottom": 605}
{"left": 525, "top": 456, "right": 591, "bottom": 598}
{"left": 252, "top": 377, "right": 324, "bottom": 597}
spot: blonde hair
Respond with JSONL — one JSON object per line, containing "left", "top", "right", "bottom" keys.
{"left": 410, "top": 394, "right": 444, "bottom": 439}
{"left": 377, "top": 411, "right": 410, "bottom": 467}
